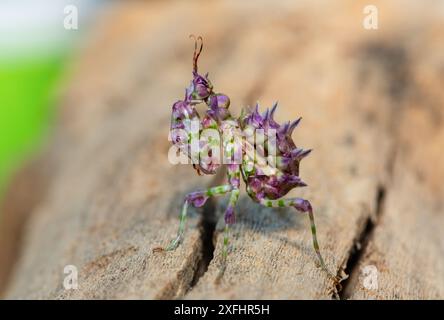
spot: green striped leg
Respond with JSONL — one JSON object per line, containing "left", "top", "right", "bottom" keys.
{"left": 219, "top": 165, "right": 241, "bottom": 273}
{"left": 259, "top": 197, "right": 337, "bottom": 281}
{"left": 222, "top": 189, "right": 240, "bottom": 259}
{"left": 164, "top": 185, "right": 233, "bottom": 251}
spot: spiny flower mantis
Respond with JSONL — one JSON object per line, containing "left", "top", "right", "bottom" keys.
{"left": 155, "top": 36, "right": 343, "bottom": 291}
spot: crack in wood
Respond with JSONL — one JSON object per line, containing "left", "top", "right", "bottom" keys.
{"left": 334, "top": 41, "right": 410, "bottom": 299}
{"left": 179, "top": 169, "right": 226, "bottom": 298}
{"left": 338, "top": 185, "right": 386, "bottom": 299}
{"left": 188, "top": 197, "right": 217, "bottom": 290}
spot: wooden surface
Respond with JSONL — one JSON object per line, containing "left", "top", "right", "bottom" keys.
{"left": 1, "top": 0, "right": 443, "bottom": 299}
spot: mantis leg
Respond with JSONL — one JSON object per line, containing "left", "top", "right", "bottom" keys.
{"left": 218, "top": 165, "right": 241, "bottom": 276}
{"left": 259, "top": 197, "right": 340, "bottom": 284}
{"left": 221, "top": 189, "right": 240, "bottom": 259}
{"left": 161, "top": 184, "right": 233, "bottom": 251}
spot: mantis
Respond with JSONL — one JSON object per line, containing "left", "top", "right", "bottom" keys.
{"left": 156, "top": 36, "right": 342, "bottom": 290}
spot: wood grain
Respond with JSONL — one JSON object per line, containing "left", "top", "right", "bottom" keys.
{"left": 1, "top": 0, "right": 443, "bottom": 299}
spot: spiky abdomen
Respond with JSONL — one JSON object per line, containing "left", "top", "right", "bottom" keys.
{"left": 239, "top": 103, "right": 311, "bottom": 202}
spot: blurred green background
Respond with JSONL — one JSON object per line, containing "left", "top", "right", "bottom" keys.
{"left": 0, "top": 52, "right": 64, "bottom": 196}
{"left": 0, "top": 0, "right": 106, "bottom": 201}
